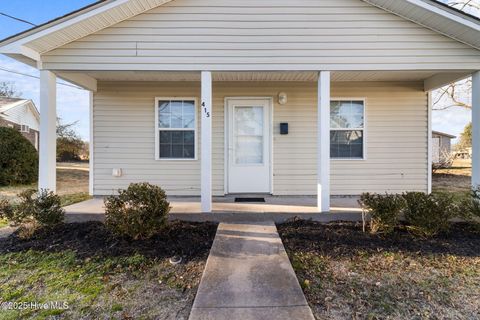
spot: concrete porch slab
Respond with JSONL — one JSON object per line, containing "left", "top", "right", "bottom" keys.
{"left": 189, "top": 221, "right": 314, "bottom": 320}
{"left": 64, "top": 196, "right": 362, "bottom": 223}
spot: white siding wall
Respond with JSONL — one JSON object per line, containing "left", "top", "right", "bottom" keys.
{"left": 93, "top": 81, "right": 427, "bottom": 196}
{"left": 41, "top": 0, "right": 480, "bottom": 71}
{"left": 3, "top": 104, "right": 40, "bottom": 131}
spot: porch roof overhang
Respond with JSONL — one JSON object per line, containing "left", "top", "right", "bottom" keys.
{"left": 0, "top": 0, "right": 479, "bottom": 91}
{"left": 55, "top": 70, "right": 472, "bottom": 92}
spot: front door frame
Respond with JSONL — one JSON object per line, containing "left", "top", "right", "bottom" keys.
{"left": 224, "top": 96, "right": 274, "bottom": 195}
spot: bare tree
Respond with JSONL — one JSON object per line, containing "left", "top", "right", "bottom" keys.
{"left": 433, "top": 78, "right": 472, "bottom": 110}
{"left": 431, "top": 1, "right": 478, "bottom": 110}
{"left": 0, "top": 82, "right": 21, "bottom": 98}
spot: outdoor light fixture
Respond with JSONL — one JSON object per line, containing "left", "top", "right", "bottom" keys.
{"left": 278, "top": 92, "right": 287, "bottom": 105}
{"left": 112, "top": 168, "right": 123, "bottom": 177}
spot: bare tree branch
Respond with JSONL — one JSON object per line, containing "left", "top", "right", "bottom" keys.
{"left": 433, "top": 79, "right": 472, "bottom": 111}
{"left": 448, "top": 0, "right": 480, "bottom": 10}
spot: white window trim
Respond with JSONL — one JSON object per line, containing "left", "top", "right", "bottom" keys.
{"left": 154, "top": 97, "right": 198, "bottom": 161}
{"left": 330, "top": 97, "right": 367, "bottom": 161}
{"left": 20, "top": 124, "right": 30, "bottom": 133}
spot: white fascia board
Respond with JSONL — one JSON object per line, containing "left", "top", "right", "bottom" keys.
{"left": 57, "top": 72, "right": 98, "bottom": 92}
{"left": 424, "top": 72, "right": 472, "bottom": 91}
{"left": 0, "top": 0, "right": 175, "bottom": 57}
{"left": 25, "top": 100, "right": 40, "bottom": 120}
{"left": 1, "top": 44, "right": 41, "bottom": 61}
{"left": 364, "top": 0, "right": 480, "bottom": 31}
{"left": 363, "top": 0, "right": 480, "bottom": 50}
{"left": 406, "top": 0, "right": 480, "bottom": 30}
{"left": 0, "top": 0, "right": 131, "bottom": 52}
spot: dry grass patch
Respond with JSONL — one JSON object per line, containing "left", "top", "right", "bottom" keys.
{"left": 0, "top": 162, "right": 90, "bottom": 204}
{"left": 278, "top": 220, "right": 480, "bottom": 320}
{"left": 0, "top": 221, "right": 217, "bottom": 319}
{"left": 433, "top": 159, "right": 471, "bottom": 198}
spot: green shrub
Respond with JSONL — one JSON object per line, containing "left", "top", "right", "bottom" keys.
{"left": 33, "top": 190, "right": 65, "bottom": 226}
{"left": 359, "top": 193, "right": 404, "bottom": 234}
{"left": 0, "top": 127, "right": 38, "bottom": 186}
{"left": 460, "top": 187, "right": 480, "bottom": 223}
{"left": 402, "top": 192, "right": 459, "bottom": 237}
{"left": 1, "top": 189, "right": 65, "bottom": 227}
{"left": 104, "top": 183, "right": 170, "bottom": 240}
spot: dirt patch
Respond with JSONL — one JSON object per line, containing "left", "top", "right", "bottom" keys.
{"left": 278, "top": 220, "right": 480, "bottom": 319}
{"left": 0, "top": 221, "right": 217, "bottom": 319}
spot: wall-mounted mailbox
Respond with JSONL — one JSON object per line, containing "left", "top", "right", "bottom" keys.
{"left": 280, "top": 123, "right": 288, "bottom": 135}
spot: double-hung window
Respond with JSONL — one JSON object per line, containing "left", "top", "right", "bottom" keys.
{"left": 20, "top": 124, "right": 30, "bottom": 133}
{"left": 330, "top": 100, "right": 365, "bottom": 159}
{"left": 155, "top": 98, "right": 196, "bottom": 160}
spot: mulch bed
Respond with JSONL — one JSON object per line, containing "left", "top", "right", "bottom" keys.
{"left": 0, "top": 220, "right": 218, "bottom": 261}
{"left": 277, "top": 219, "right": 480, "bottom": 319}
{"left": 278, "top": 219, "right": 480, "bottom": 257}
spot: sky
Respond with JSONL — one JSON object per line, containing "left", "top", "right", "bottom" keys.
{"left": 0, "top": 1, "right": 97, "bottom": 140}
{"left": 0, "top": 0, "right": 479, "bottom": 142}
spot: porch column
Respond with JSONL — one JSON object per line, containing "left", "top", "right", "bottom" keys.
{"left": 39, "top": 70, "right": 57, "bottom": 192}
{"left": 201, "top": 71, "right": 212, "bottom": 212}
{"left": 472, "top": 71, "right": 480, "bottom": 187}
{"left": 317, "top": 71, "right": 331, "bottom": 212}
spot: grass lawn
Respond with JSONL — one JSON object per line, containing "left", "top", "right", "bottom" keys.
{"left": 0, "top": 221, "right": 217, "bottom": 319}
{"left": 432, "top": 158, "right": 471, "bottom": 201}
{"left": 278, "top": 220, "right": 480, "bottom": 320}
{"left": 0, "top": 162, "right": 90, "bottom": 204}
{"left": 0, "top": 162, "right": 91, "bottom": 228}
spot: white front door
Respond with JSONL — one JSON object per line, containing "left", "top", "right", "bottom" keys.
{"left": 227, "top": 98, "right": 271, "bottom": 193}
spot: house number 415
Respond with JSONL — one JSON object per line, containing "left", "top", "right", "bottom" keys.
{"left": 202, "top": 102, "right": 210, "bottom": 118}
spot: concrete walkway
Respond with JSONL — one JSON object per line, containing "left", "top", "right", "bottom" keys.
{"left": 189, "top": 221, "right": 314, "bottom": 320}
{"left": 0, "top": 226, "right": 16, "bottom": 239}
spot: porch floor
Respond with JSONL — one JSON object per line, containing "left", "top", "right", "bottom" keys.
{"left": 64, "top": 196, "right": 362, "bottom": 223}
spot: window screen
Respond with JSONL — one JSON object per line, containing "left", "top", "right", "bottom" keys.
{"left": 330, "top": 100, "right": 364, "bottom": 159}
{"left": 157, "top": 99, "right": 196, "bottom": 159}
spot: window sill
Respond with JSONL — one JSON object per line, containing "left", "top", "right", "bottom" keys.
{"left": 331, "top": 158, "right": 366, "bottom": 161}
{"left": 155, "top": 158, "right": 198, "bottom": 161}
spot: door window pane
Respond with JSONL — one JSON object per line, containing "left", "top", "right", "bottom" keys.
{"left": 234, "top": 106, "right": 264, "bottom": 164}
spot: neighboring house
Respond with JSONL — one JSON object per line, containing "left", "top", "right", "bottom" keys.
{"left": 0, "top": 97, "right": 40, "bottom": 150}
{"left": 1, "top": 0, "right": 480, "bottom": 212}
{"left": 432, "top": 131, "right": 456, "bottom": 164}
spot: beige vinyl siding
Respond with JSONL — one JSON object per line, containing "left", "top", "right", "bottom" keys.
{"left": 93, "top": 82, "right": 202, "bottom": 195}
{"left": 331, "top": 82, "right": 428, "bottom": 195}
{"left": 93, "top": 81, "right": 427, "bottom": 196}
{"left": 41, "top": 0, "right": 480, "bottom": 71}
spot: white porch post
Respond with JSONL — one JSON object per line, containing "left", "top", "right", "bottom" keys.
{"left": 88, "top": 91, "right": 94, "bottom": 195}
{"left": 317, "top": 71, "right": 331, "bottom": 212}
{"left": 427, "top": 91, "right": 433, "bottom": 193}
{"left": 39, "top": 70, "right": 57, "bottom": 192}
{"left": 472, "top": 71, "right": 480, "bottom": 188}
{"left": 201, "top": 71, "right": 212, "bottom": 212}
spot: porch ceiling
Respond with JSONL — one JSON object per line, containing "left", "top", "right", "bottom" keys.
{"left": 80, "top": 70, "right": 443, "bottom": 82}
